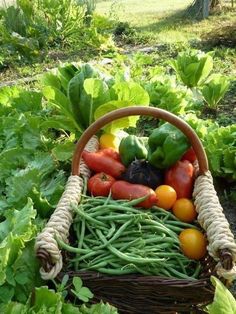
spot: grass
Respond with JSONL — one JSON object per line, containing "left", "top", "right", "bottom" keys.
{"left": 96, "top": 0, "right": 236, "bottom": 44}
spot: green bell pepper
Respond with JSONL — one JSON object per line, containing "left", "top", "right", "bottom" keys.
{"left": 148, "top": 123, "right": 190, "bottom": 169}
{"left": 119, "top": 135, "right": 148, "bottom": 166}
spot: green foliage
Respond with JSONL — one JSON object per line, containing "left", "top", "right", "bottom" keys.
{"left": 204, "top": 124, "right": 236, "bottom": 182}
{"left": 94, "top": 81, "right": 149, "bottom": 133}
{"left": 71, "top": 277, "right": 93, "bottom": 302}
{"left": 43, "top": 62, "right": 149, "bottom": 133}
{"left": 145, "top": 75, "right": 190, "bottom": 115}
{"left": 201, "top": 74, "right": 230, "bottom": 109}
{"left": 184, "top": 114, "right": 236, "bottom": 182}
{"left": 170, "top": 50, "right": 214, "bottom": 88}
{"left": 0, "top": 199, "right": 43, "bottom": 303}
{"left": 205, "top": 276, "right": 236, "bottom": 314}
{"left": 0, "top": 0, "right": 115, "bottom": 65}
{"left": 0, "top": 284, "right": 118, "bottom": 313}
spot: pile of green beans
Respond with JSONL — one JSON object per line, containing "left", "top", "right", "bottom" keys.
{"left": 58, "top": 195, "right": 201, "bottom": 280}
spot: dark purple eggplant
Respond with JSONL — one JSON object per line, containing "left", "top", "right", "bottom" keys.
{"left": 120, "top": 159, "right": 164, "bottom": 190}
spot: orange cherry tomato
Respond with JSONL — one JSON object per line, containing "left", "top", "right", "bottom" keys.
{"left": 179, "top": 228, "right": 207, "bottom": 260}
{"left": 155, "top": 185, "right": 177, "bottom": 210}
{"left": 172, "top": 198, "right": 197, "bottom": 223}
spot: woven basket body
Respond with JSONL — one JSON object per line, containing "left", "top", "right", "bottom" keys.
{"left": 59, "top": 270, "right": 215, "bottom": 313}
{"left": 35, "top": 107, "right": 236, "bottom": 314}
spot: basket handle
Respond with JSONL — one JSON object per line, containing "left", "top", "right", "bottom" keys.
{"left": 72, "top": 106, "right": 208, "bottom": 175}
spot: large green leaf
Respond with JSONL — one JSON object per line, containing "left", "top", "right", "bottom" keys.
{"left": 111, "top": 81, "right": 149, "bottom": 105}
{"left": 94, "top": 81, "right": 149, "bottom": 133}
{"left": 94, "top": 100, "right": 139, "bottom": 133}
{"left": 52, "top": 141, "right": 75, "bottom": 161}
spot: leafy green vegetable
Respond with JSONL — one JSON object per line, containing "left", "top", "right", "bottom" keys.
{"left": 171, "top": 50, "right": 213, "bottom": 87}
{"left": 42, "top": 85, "right": 81, "bottom": 131}
{"left": 204, "top": 124, "right": 236, "bottom": 181}
{"left": 201, "top": 74, "right": 230, "bottom": 109}
{"left": 205, "top": 276, "right": 236, "bottom": 314}
{"left": 145, "top": 75, "right": 189, "bottom": 115}
{"left": 184, "top": 114, "right": 236, "bottom": 181}
{"left": 0, "top": 286, "right": 118, "bottom": 313}
{"left": 94, "top": 81, "right": 149, "bottom": 133}
{"left": 0, "top": 199, "right": 43, "bottom": 303}
{"left": 68, "top": 64, "right": 110, "bottom": 129}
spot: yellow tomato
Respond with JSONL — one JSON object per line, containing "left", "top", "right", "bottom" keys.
{"left": 179, "top": 228, "right": 207, "bottom": 260}
{"left": 155, "top": 185, "right": 177, "bottom": 210}
{"left": 172, "top": 198, "right": 197, "bottom": 223}
{"left": 99, "top": 133, "right": 119, "bottom": 150}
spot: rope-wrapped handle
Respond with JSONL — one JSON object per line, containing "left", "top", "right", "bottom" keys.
{"left": 35, "top": 106, "right": 236, "bottom": 280}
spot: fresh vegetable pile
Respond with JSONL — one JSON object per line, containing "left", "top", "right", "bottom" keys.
{"left": 59, "top": 123, "right": 208, "bottom": 281}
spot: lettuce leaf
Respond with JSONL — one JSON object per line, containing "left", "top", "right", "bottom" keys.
{"left": 0, "top": 286, "right": 118, "bottom": 313}
{"left": 94, "top": 81, "right": 149, "bottom": 133}
{"left": 205, "top": 276, "right": 236, "bottom": 314}
{"left": 171, "top": 50, "right": 213, "bottom": 87}
{"left": 0, "top": 199, "right": 43, "bottom": 303}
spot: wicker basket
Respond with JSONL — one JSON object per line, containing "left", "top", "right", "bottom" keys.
{"left": 35, "top": 107, "right": 236, "bottom": 314}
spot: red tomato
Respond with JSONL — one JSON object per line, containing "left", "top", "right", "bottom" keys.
{"left": 181, "top": 147, "right": 197, "bottom": 163}
{"left": 111, "top": 180, "right": 157, "bottom": 209}
{"left": 165, "top": 160, "right": 194, "bottom": 199}
{"left": 82, "top": 150, "right": 125, "bottom": 178}
{"left": 88, "top": 172, "right": 116, "bottom": 197}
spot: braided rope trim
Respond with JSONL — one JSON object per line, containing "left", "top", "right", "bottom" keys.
{"left": 35, "top": 136, "right": 99, "bottom": 280}
{"left": 193, "top": 171, "right": 236, "bottom": 279}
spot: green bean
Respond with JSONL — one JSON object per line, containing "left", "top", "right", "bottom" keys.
{"left": 97, "top": 268, "right": 137, "bottom": 275}
{"left": 78, "top": 219, "right": 85, "bottom": 248}
{"left": 97, "top": 230, "right": 165, "bottom": 265}
{"left": 164, "top": 266, "right": 197, "bottom": 280}
{"left": 163, "top": 224, "right": 184, "bottom": 233}
{"left": 81, "top": 241, "right": 89, "bottom": 249}
{"left": 115, "top": 238, "right": 141, "bottom": 251}
{"left": 89, "top": 204, "right": 142, "bottom": 215}
{"left": 57, "top": 237, "right": 91, "bottom": 254}
{"left": 85, "top": 223, "right": 98, "bottom": 239}
{"left": 67, "top": 195, "right": 202, "bottom": 279}
{"left": 74, "top": 252, "right": 109, "bottom": 266}
{"left": 74, "top": 220, "right": 83, "bottom": 270}
{"left": 93, "top": 219, "right": 134, "bottom": 250}
{"left": 83, "top": 238, "right": 100, "bottom": 245}
{"left": 148, "top": 219, "right": 179, "bottom": 235}
{"left": 75, "top": 249, "right": 106, "bottom": 262}
{"left": 73, "top": 205, "right": 108, "bottom": 228}
{"left": 165, "top": 220, "right": 199, "bottom": 229}
{"left": 191, "top": 262, "right": 202, "bottom": 278}
{"left": 120, "top": 194, "right": 148, "bottom": 207}
{"left": 80, "top": 260, "right": 108, "bottom": 270}
{"left": 106, "top": 221, "right": 116, "bottom": 238}
{"left": 95, "top": 213, "right": 137, "bottom": 221}
{"left": 141, "top": 222, "right": 179, "bottom": 241}
{"left": 172, "top": 257, "right": 188, "bottom": 275}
